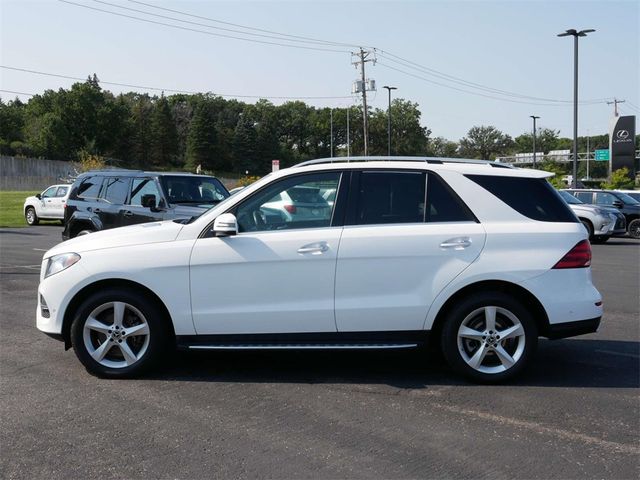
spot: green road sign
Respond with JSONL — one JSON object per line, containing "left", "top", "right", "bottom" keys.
{"left": 594, "top": 149, "right": 610, "bottom": 161}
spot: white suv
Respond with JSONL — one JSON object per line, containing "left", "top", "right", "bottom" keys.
{"left": 36, "top": 158, "right": 602, "bottom": 383}
{"left": 24, "top": 184, "right": 71, "bottom": 225}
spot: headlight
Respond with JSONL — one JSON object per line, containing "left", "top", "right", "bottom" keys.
{"left": 45, "top": 253, "right": 81, "bottom": 278}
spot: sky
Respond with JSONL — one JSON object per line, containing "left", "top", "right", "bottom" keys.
{"left": 1, "top": 0, "right": 639, "bottom": 141}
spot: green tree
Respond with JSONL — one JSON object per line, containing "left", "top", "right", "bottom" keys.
{"left": 601, "top": 168, "right": 635, "bottom": 189}
{"left": 426, "top": 136, "right": 459, "bottom": 157}
{"left": 514, "top": 128, "right": 560, "bottom": 154}
{"left": 538, "top": 160, "right": 569, "bottom": 189}
{"left": 185, "top": 101, "right": 221, "bottom": 172}
{"left": 459, "top": 125, "right": 513, "bottom": 160}
{"left": 0, "top": 98, "right": 25, "bottom": 155}
{"left": 232, "top": 115, "right": 257, "bottom": 173}
{"left": 149, "top": 94, "right": 178, "bottom": 168}
{"left": 130, "top": 95, "right": 153, "bottom": 168}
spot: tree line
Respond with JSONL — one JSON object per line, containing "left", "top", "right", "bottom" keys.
{"left": 0, "top": 76, "right": 615, "bottom": 175}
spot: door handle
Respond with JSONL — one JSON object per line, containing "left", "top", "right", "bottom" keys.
{"left": 123, "top": 210, "right": 134, "bottom": 217}
{"left": 93, "top": 208, "right": 102, "bottom": 214}
{"left": 440, "top": 237, "right": 472, "bottom": 250}
{"left": 297, "top": 242, "right": 329, "bottom": 255}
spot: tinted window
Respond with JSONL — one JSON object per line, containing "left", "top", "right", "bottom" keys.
{"left": 356, "top": 172, "right": 425, "bottom": 225}
{"left": 558, "top": 190, "right": 582, "bottom": 204}
{"left": 466, "top": 175, "right": 577, "bottom": 223}
{"left": 103, "top": 177, "right": 129, "bottom": 204}
{"left": 612, "top": 192, "right": 639, "bottom": 205}
{"left": 427, "top": 174, "right": 476, "bottom": 222}
{"left": 235, "top": 172, "right": 340, "bottom": 232}
{"left": 160, "top": 175, "right": 229, "bottom": 205}
{"left": 574, "top": 192, "right": 593, "bottom": 203}
{"left": 55, "top": 186, "right": 69, "bottom": 197}
{"left": 130, "top": 178, "right": 161, "bottom": 207}
{"left": 76, "top": 177, "right": 102, "bottom": 199}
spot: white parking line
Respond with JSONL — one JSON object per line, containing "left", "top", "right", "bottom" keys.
{"left": 595, "top": 349, "right": 640, "bottom": 359}
{"left": 32, "top": 248, "right": 48, "bottom": 252}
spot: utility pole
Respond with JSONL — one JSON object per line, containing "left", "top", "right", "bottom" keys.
{"left": 352, "top": 48, "right": 376, "bottom": 156}
{"left": 606, "top": 98, "right": 625, "bottom": 117}
{"left": 530, "top": 115, "right": 540, "bottom": 167}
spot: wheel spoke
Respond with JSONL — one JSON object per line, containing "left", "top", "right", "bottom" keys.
{"left": 484, "top": 306, "right": 497, "bottom": 331}
{"left": 112, "top": 302, "right": 126, "bottom": 327}
{"left": 459, "top": 326, "right": 485, "bottom": 341}
{"left": 498, "top": 323, "right": 524, "bottom": 341}
{"left": 118, "top": 341, "right": 138, "bottom": 366}
{"left": 494, "top": 345, "right": 516, "bottom": 368}
{"left": 85, "top": 316, "right": 111, "bottom": 335}
{"left": 91, "top": 339, "right": 113, "bottom": 361}
{"left": 124, "top": 323, "right": 149, "bottom": 337}
{"left": 468, "top": 344, "right": 489, "bottom": 369}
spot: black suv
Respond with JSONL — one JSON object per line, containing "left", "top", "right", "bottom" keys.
{"left": 564, "top": 189, "right": 640, "bottom": 239}
{"left": 62, "top": 170, "right": 229, "bottom": 240}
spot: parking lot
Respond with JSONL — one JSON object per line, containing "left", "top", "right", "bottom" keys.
{"left": 1, "top": 225, "right": 638, "bottom": 479}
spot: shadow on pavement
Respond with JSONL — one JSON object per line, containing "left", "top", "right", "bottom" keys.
{"left": 150, "top": 338, "right": 639, "bottom": 389}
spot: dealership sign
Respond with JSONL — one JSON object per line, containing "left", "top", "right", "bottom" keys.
{"left": 609, "top": 115, "right": 636, "bottom": 175}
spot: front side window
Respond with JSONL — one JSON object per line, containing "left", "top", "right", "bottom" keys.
{"left": 355, "top": 171, "right": 425, "bottom": 225}
{"left": 102, "top": 177, "right": 129, "bottom": 205}
{"left": 160, "top": 175, "right": 229, "bottom": 205}
{"left": 235, "top": 172, "right": 341, "bottom": 232}
{"left": 76, "top": 177, "right": 102, "bottom": 200}
{"left": 594, "top": 192, "right": 617, "bottom": 206}
{"left": 41, "top": 186, "right": 57, "bottom": 198}
{"left": 130, "top": 178, "right": 162, "bottom": 207}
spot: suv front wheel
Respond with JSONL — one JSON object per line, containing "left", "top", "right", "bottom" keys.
{"left": 441, "top": 292, "right": 537, "bottom": 383}
{"left": 71, "top": 288, "right": 170, "bottom": 378}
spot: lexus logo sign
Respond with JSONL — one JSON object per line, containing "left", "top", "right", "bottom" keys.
{"left": 616, "top": 129, "right": 629, "bottom": 140}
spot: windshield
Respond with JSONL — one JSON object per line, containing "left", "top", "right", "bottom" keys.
{"left": 160, "top": 175, "right": 229, "bottom": 205}
{"left": 559, "top": 190, "right": 582, "bottom": 204}
{"left": 614, "top": 192, "right": 640, "bottom": 205}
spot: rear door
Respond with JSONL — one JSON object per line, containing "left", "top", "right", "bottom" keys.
{"left": 334, "top": 170, "right": 486, "bottom": 332}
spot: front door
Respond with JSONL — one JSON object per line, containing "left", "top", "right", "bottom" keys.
{"left": 335, "top": 171, "right": 486, "bottom": 332}
{"left": 190, "top": 171, "right": 343, "bottom": 335}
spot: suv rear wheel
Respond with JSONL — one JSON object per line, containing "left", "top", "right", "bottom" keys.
{"left": 628, "top": 219, "right": 640, "bottom": 239}
{"left": 441, "top": 292, "right": 538, "bottom": 383}
{"left": 70, "top": 288, "right": 170, "bottom": 378}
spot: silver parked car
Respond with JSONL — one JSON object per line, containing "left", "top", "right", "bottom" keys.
{"left": 558, "top": 190, "right": 626, "bottom": 243}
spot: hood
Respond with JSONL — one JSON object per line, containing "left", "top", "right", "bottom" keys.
{"left": 44, "top": 220, "right": 184, "bottom": 258}
{"left": 169, "top": 203, "right": 215, "bottom": 217}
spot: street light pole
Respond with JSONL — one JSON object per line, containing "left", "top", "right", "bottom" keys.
{"left": 558, "top": 28, "right": 595, "bottom": 188}
{"left": 530, "top": 115, "right": 540, "bottom": 167}
{"left": 383, "top": 85, "right": 397, "bottom": 156}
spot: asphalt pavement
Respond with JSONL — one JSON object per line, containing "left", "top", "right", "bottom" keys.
{"left": 1, "top": 225, "right": 638, "bottom": 479}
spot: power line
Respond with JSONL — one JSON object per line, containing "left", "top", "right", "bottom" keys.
{"left": 91, "top": 0, "right": 356, "bottom": 49}
{"left": 377, "top": 50, "right": 610, "bottom": 105}
{"left": 58, "top": 0, "right": 350, "bottom": 53}
{"left": 0, "top": 89, "right": 34, "bottom": 97}
{"left": 127, "top": 0, "right": 365, "bottom": 49}
{"left": 0, "top": 66, "right": 354, "bottom": 100}
{"left": 377, "top": 61, "right": 608, "bottom": 107}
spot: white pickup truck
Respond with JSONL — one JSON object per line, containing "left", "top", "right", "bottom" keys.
{"left": 23, "top": 184, "right": 71, "bottom": 225}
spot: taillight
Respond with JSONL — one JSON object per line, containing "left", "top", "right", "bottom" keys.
{"left": 284, "top": 204, "right": 297, "bottom": 214}
{"left": 552, "top": 240, "right": 591, "bottom": 269}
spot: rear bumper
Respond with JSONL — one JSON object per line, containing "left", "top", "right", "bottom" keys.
{"left": 545, "top": 316, "right": 601, "bottom": 339}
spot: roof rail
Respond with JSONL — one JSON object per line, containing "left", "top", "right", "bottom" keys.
{"left": 293, "top": 156, "right": 514, "bottom": 169}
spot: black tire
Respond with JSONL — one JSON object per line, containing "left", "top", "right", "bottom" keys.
{"left": 70, "top": 288, "right": 170, "bottom": 378}
{"left": 441, "top": 292, "right": 538, "bottom": 384}
{"left": 628, "top": 219, "right": 640, "bottom": 239}
{"left": 580, "top": 219, "right": 593, "bottom": 240}
{"left": 25, "top": 207, "right": 39, "bottom": 226}
{"left": 591, "top": 235, "right": 609, "bottom": 244}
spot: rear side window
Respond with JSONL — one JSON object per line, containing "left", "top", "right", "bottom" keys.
{"left": 55, "top": 186, "right": 69, "bottom": 197}
{"left": 103, "top": 177, "right": 129, "bottom": 205}
{"left": 574, "top": 192, "right": 593, "bottom": 203}
{"left": 76, "top": 177, "right": 102, "bottom": 200}
{"left": 356, "top": 172, "right": 425, "bottom": 225}
{"left": 426, "top": 174, "right": 476, "bottom": 223}
{"left": 466, "top": 175, "right": 577, "bottom": 223}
